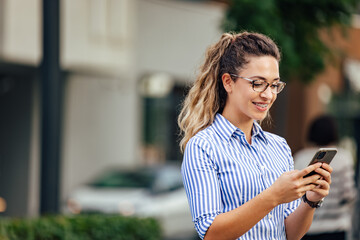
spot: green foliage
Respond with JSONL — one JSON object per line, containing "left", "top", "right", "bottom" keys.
{"left": 222, "top": 0, "right": 359, "bottom": 83}
{"left": 0, "top": 215, "right": 162, "bottom": 240}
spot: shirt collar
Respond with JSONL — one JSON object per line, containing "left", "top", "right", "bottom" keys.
{"left": 252, "top": 120, "right": 269, "bottom": 144}
{"left": 211, "top": 113, "right": 268, "bottom": 144}
{"left": 211, "top": 113, "right": 237, "bottom": 142}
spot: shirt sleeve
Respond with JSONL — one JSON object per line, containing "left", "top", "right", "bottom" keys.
{"left": 284, "top": 198, "right": 301, "bottom": 219}
{"left": 281, "top": 137, "right": 301, "bottom": 219}
{"left": 181, "top": 136, "right": 222, "bottom": 239}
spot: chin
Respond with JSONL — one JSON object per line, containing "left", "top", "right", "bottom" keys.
{"left": 253, "top": 114, "right": 269, "bottom": 123}
{"left": 253, "top": 113, "right": 268, "bottom": 122}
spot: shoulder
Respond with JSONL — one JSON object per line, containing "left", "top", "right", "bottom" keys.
{"left": 261, "top": 131, "right": 293, "bottom": 160}
{"left": 332, "top": 147, "right": 354, "bottom": 166}
{"left": 185, "top": 124, "right": 227, "bottom": 158}
{"left": 336, "top": 147, "right": 353, "bottom": 158}
{"left": 263, "top": 131, "right": 289, "bottom": 146}
{"left": 182, "top": 128, "right": 219, "bottom": 171}
{"left": 185, "top": 127, "right": 215, "bottom": 154}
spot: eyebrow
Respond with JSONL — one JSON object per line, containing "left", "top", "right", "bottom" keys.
{"left": 249, "top": 76, "right": 281, "bottom": 81}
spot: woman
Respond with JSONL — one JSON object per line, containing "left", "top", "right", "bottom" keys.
{"left": 178, "top": 32, "right": 332, "bottom": 240}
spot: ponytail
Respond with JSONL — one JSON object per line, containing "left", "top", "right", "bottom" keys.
{"left": 178, "top": 34, "right": 234, "bottom": 152}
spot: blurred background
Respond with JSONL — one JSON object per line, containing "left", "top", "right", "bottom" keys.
{"left": 0, "top": 0, "right": 359, "bottom": 239}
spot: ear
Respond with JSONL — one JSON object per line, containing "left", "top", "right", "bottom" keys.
{"left": 222, "top": 73, "right": 233, "bottom": 93}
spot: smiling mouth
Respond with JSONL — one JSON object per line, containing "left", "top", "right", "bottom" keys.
{"left": 253, "top": 102, "right": 268, "bottom": 108}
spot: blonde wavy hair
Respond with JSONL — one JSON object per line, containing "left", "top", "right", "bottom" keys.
{"left": 178, "top": 31, "right": 281, "bottom": 152}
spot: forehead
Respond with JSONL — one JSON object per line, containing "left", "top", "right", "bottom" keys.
{"left": 240, "top": 56, "right": 279, "bottom": 78}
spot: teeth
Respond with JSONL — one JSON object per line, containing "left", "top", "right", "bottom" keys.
{"left": 254, "top": 103, "right": 268, "bottom": 108}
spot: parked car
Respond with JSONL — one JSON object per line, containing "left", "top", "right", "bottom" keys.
{"left": 64, "top": 163, "right": 198, "bottom": 239}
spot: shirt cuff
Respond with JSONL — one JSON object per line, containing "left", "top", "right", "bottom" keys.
{"left": 194, "top": 213, "right": 219, "bottom": 239}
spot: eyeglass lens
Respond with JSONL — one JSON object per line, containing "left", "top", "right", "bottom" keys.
{"left": 252, "top": 80, "right": 285, "bottom": 93}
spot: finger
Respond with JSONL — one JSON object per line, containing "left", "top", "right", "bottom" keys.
{"left": 299, "top": 183, "right": 319, "bottom": 194}
{"left": 309, "top": 187, "right": 329, "bottom": 196}
{"left": 320, "top": 163, "right": 333, "bottom": 174}
{"left": 298, "top": 163, "right": 322, "bottom": 178}
{"left": 314, "top": 167, "right": 331, "bottom": 184}
{"left": 307, "top": 181, "right": 330, "bottom": 199}
{"left": 315, "top": 168, "right": 331, "bottom": 181}
{"left": 308, "top": 189, "right": 328, "bottom": 199}
{"left": 308, "top": 183, "right": 330, "bottom": 196}
{"left": 302, "top": 174, "right": 321, "bottom": 185}
{"left": 314, "top": 179, "right": 330, "bottom": 190}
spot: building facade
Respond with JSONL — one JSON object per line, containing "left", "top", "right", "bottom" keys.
{"left": 0, "top": 0, "right": 224, "bottom": 216}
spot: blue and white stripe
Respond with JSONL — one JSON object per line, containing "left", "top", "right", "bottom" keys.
{"left": 181, "top": 113, "right": 300, "bottom": 240}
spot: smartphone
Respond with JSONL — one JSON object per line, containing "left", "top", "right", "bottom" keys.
{"left": 303, "top": 148, "right": 337, "bottom": 178}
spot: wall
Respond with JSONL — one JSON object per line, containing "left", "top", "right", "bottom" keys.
{"left": 60, "top": 0, "right": 225, "bottom": 202}
{"left": 60, "top": 0, "right": 139, "bottom": 200}
{"left": 136, "top": 0, "right": 225, "bottom": 79}
{"left": 61, "top": 73, "right": 140, "bottom": 200}
{"left": 61, "top": 0, "right": 135, "bottom": 74}
{"left": 0, "top": 0, "right": 41, "bottom": 65}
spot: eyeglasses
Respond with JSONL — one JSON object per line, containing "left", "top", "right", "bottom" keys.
{"left": 230, "top": 74, "right": 286, "bottom": 94}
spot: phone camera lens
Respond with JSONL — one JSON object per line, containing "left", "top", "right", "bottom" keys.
{"left": 317, "top": 152, "right": 326, "bottom": 159}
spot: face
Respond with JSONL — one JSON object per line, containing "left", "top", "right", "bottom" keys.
{"left": 222, "top": 55, "right": 280, "bottom": 123}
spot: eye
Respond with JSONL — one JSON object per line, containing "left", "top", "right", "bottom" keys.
{"left": 271, "top": 81, "right": 283, "bottom": 88}
{"left": 253, "top": 80, "right": 265, "bottom": 87}
{"left": 270, "top": 83, "right": 279, "bottom": 89}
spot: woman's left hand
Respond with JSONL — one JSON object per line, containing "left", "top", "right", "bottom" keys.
{"left": 305, "top": 163, "right": 333, "bottom": 202}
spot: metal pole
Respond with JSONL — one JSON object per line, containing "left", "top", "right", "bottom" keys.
{"left": 40, "top": 0, "right": 62, "bottom": 214}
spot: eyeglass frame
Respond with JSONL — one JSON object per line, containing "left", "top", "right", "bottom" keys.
{"left": 229, "top": 74, "right": 286, "bottom": 94}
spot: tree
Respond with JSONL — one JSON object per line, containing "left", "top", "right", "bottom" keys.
{"left": 222, "top": 0, "right": 359, "bottom": 83}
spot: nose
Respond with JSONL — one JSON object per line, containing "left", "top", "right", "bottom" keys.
{"left": 260, "top": 85, "right": 273, "bottom": 99}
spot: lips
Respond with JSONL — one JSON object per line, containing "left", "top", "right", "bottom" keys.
{"left": 253, "top": 102, "right": 270, "bottom": 111}
{"left": 253, "top": 102, "right": 268, "bottom": 108}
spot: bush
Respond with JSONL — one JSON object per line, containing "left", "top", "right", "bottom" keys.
{"left": 0, "top": 214, "right": 162, "bottom": 240}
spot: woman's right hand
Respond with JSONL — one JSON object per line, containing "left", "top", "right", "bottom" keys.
{"left": 269, "top": 162, "right": 323, "bottom": 205}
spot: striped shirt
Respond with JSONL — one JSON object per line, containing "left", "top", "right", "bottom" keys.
{"left": 181, "top": 113, "right": 300, "bottom": 240}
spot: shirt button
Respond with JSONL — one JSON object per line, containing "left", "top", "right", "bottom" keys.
{"left": 269, "top": 214, "right": 272, "bottom": 219}
{"left": 260, "top": 166, "right": 265, "bottom": 174}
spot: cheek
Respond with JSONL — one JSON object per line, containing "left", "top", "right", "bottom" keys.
{"left": 271, "top": 94, "right": 277, "bottom": 103}
{"left": 247, "top": 91, "right": 260, "bottom": 102}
